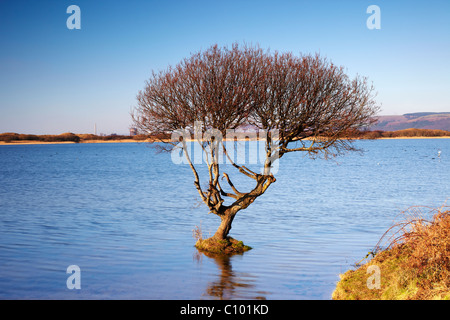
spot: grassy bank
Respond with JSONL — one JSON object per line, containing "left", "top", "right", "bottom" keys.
{"left": 333, "top": 206, "right": 450, "bottom": 300}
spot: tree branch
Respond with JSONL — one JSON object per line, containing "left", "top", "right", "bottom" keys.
{"left": 222, "top": 173, "right": 244, "bottom": 197}
{"left": 221, "top": 143, "right": 258, "bottom": 180}
{"left": 181, "top": 140, "right": 207, "bottom": 203}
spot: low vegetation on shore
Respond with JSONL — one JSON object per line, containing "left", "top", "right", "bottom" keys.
{"left": 0, "top": 132, "right": 159, "bottom": 144}
{"left": 346, "top": 128, "right": 450, "bottom": 139}
{"left": 333, "top": 206, "right": 450, "bottom": 300}
{"left": 1, "top": 128, "right": 450, "bottom": 145}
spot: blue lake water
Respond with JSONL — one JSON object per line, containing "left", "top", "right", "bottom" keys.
{"left": 0, "top": 139, "right": 449, "bottom": 299}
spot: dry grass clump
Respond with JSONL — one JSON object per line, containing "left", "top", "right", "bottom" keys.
{"left": 393, "top": 207, "right": 450, "bottom": 292}
{"left": 334, "top": 205, "right": 450, "bottom": 300}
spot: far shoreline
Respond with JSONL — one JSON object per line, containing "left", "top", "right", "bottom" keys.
{"left": 1, "top": 136, "right": 450, "bottom": 146}
{"left": 0, "top": 139, "right": 149, "bottom": 146}
{"left": 378, "top": 136, "right": 450, "bottom": 140}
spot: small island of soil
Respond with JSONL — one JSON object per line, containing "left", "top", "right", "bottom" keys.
{"left": 195, "top": 237, "right": 252, "bottom": 255}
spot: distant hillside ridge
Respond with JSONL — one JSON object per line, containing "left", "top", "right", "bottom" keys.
{"left": 403, "top": 112, "right": 450, "bottom": 119}
{"left": 372, "top": 112, "right": 450, "bottom": 131}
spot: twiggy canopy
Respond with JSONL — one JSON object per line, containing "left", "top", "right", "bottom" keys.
{"left": 133, "top": 44, "right": 379, "bottom": 157}
{"left": 132, "top": 43, "right": 379, "bottom": 245}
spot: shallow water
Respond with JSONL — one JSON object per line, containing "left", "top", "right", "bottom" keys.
{"left": 0, "top": 139, "right": 449, "bottom": 299}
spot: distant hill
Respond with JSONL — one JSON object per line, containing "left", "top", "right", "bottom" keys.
{"left": 372, "top": 112, "right": 450, "bottom": 131}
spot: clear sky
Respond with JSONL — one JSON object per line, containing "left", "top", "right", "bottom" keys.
{"left": 1, "top": 0, "right": 449, "bottom": 135}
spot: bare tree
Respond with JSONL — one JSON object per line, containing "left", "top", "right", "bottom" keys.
{"left": 132, "top": 44, "right": 379, "bottom": 253}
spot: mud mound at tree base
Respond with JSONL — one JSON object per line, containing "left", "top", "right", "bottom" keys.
{"left": 195, "top": 237, "right": 252, "bottom": 255}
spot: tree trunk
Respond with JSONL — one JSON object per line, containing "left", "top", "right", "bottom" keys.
{"left": 210, "top": 175, "right": 276, "bottom": 242}
{"left": 213, "top": 211, "right": 236, "bottom": 240}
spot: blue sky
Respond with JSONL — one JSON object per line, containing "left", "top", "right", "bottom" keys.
{"left": 0, "top": 0, "right": 449, "bottom": 135}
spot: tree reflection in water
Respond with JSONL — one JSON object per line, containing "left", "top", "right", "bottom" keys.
{"left": 194, "top": 250, "right": 269, "bottom": 300}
